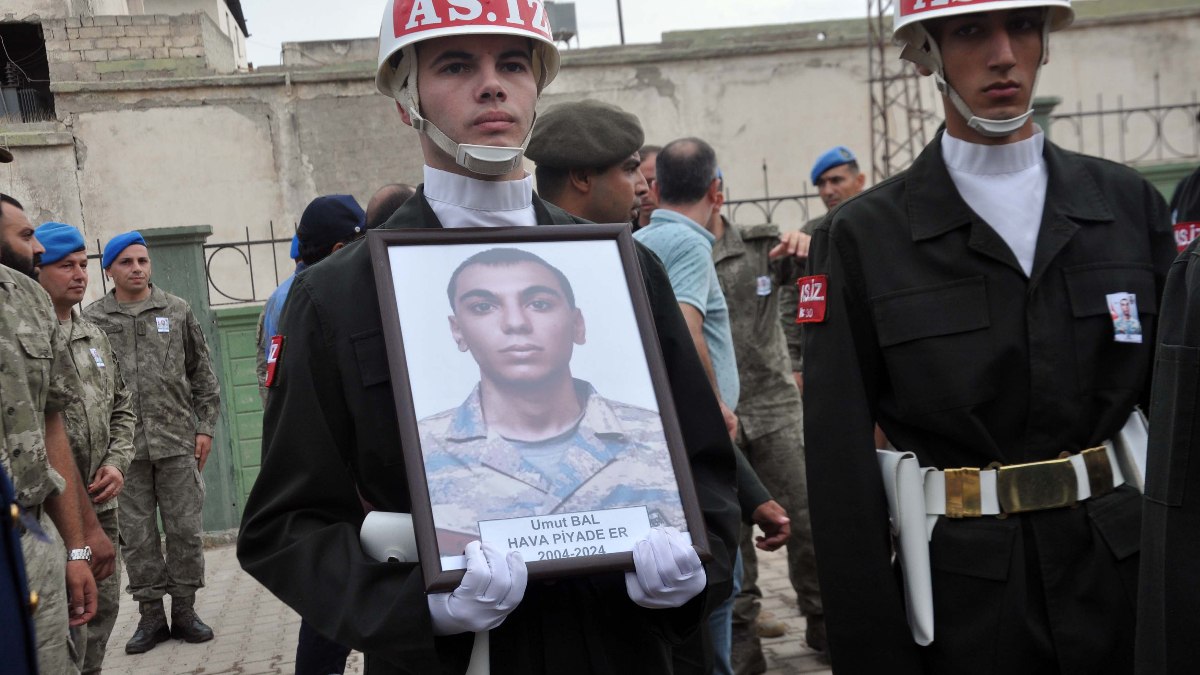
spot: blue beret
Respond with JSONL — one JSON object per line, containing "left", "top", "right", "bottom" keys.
{"left": 811, "top": 146, "right": 858, "bottom": 185}
{"left": 102, "top": 231, "right": 147, "bottom": 269}
{"left": 289, "top": 234, "right": 301, "bottom": 261}
{"left": 35, "top": 222, "right": 86, "bottom": 266}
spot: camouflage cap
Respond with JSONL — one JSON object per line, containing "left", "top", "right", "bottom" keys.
{"left": 527, "top": 100, "right": 645, "bottom": 170}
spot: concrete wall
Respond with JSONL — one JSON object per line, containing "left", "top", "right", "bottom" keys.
{"left": 5, "top": 1, "right": 73, "bottom": 20}
{"left": 282, "top": 38, "right": 377, "bottom": 69}
{"left": 1, "top": 8, "right": 1197, "bottom": 306}
{"left": 89, "top": 0, "right": 129, "bottom": 14}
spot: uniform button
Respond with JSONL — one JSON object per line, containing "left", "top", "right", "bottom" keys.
{"left": 6, "top": 407, "right": 13, "bottom": 415}
{"left": 28, "top": 591, "right": 38, "bottom": 614}
{"left": 8, "top": 503, "right": 17, "bottom": 528}
{"left": 11, "top": 449, "right": 19, "bottom": 458}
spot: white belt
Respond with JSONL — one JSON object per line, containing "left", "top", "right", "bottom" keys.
{"left": 924, "top": 443, "right": 1126, "bottom": 517}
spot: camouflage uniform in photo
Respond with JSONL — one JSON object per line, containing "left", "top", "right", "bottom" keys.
{"left": 60, "top": 312, "right": 136, "bottom": 673}
{"left": 0, "top": 263, "right": 83, "bottom": 675}
{"left": 711, "top": 221, "right": 822, "bottom": 625}
{"left": 83, "top": 285, "right": 220, "bottom": 604}
{"left": 1114, "top": 316, "right": 1142, "bottom": 338}
{"left": 419, "top": 379, "right": 685, "bottom": 551}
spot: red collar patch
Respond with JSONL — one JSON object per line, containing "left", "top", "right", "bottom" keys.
{"left": 265, "top": 335, "right": 285, "bottom": 388}
{"left": 1174, "top": 222, "right": 1200, "bottom": 252}
{"left": 795, "top": 275, "right": 828, "bottom": 324}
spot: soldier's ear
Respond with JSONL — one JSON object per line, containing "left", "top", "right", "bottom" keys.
{"left": 567, "top": 168, "right": 592, "bottom": 194}
{"left": 572, "top": 308, "right": 586, "bottom": 346}
{"left": 448, "top": 315, "right": 469, "bottom": 352}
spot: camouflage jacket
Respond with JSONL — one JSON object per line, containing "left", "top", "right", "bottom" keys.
{"left": 712, "top": 219, "right": 804, "bottom": 440}
{"left": 83, "top": 285, "right": 220, "bottom": 461}
{"left": 418, "top": 379, "right": 686, "bottom": 548}
{"left": 61, "top": 313, "right": 136, "bottom": 511}
{"left": 0, "top": 265, "right": 78, "bottom": 507}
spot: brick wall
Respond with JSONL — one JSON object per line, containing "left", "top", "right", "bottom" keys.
{"left": 41, "top": 13, "right": 235, "bottom": 83}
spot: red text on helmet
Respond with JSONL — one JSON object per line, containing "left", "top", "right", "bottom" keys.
{"left": 908, "top": 0, "right": 1005, "bottom": 14}
{"left": 396, "top": 0, "right": 551, "bottom": 36}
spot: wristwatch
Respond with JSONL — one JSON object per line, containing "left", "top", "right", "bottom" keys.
{"left": 67, "top": 546, "right": 92, "bottom": 563}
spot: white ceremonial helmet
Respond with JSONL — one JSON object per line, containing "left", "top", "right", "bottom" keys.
{"left": 376, "top": 0, "right": 562, "bottom": 176}
{"left": 893, "top": 0, "right": 1073, "bottom": 138}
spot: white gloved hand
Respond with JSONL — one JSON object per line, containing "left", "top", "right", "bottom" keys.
{"left": 624, "top": 527, "right": 707, "bottom": 609}
{"left": 427, "top": 541, "right": 527, "bottom": 636}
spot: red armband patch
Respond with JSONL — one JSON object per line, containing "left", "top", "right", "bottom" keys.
{"left": 795, "top": 275, "right": 828, "bottom": 324}
{"left": 265, "top": 335, "right": 285, "bottom": 388}
{"left": 1174, "top": 222, "right": 1200, "bottom": 252}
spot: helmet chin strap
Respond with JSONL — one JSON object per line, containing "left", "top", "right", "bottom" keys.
{"left": 939, "top": 74, "right": 1034, "bottom": 138}
{"left": 393, "top": 45, "right": 531, "bottom": 177}
{"left": 909, "top": 17, "right": 1050, "bottom": 139}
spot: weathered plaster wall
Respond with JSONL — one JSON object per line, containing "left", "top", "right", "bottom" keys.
{"left": 5, "top": 1, "right": 73, "bottom": 20}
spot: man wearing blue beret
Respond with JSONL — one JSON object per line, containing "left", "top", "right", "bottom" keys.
{"left": 802, "top": 146, "right": 866, "bottom": 236}
{"left": 36, "top": 222, "right": 136, "bottom": 674}
{"left": 83, "top": 232, "right": 221, "bottom": 655}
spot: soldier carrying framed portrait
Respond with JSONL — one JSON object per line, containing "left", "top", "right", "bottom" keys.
{"left": 369, "top": 224, "right": 710, "bottom": 592}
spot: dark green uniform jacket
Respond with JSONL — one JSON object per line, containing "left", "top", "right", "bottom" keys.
{"left": 1136, "top": 171, "right": 1200, "bottom": 675}
{"left": 237, "top": 189, "right": 740, "bottom": 675}
{"left": 803, "top": 132, "right": 1175, "bottom": 674}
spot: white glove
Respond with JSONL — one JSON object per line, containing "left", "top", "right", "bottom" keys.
{"left": 624, "top": 527, "right": 707, "bottom": 609}
{"left": 427, "top": 541, "right": 526, "bottom": 636}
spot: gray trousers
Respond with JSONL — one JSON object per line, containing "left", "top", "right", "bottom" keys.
{"left": 22, "top": 512, "right": 79, "bottom": 675}
{"left": 733, "top": 416, "right": 823, "bottom": 622}
{"left": 120, "top": 456, "right": 205, "bottom": 602}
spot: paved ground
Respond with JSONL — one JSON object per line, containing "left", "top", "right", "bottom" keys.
{"left": 101, "top": 539, "right": 830, "bottom": 674}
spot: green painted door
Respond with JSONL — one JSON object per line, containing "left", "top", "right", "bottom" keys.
{"left": 214, "top": 305, "right": 265, "bottom": 516}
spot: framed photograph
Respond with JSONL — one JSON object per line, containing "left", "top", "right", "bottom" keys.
{"left": 369, "top": 224, "right": 709, "bottom": 592}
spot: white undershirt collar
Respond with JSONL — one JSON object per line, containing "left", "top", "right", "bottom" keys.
{"left": 942, "top": 129, "right": 1045, "bottom": 176}
{"left": 423, "top": 165, "right": 537, "bottom": 229}
{"left": 941, "top": 129, "right": 1049, "bottom": 278}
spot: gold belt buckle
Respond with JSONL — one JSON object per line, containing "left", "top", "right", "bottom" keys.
{"left": 997, "top": 457, "right": 1078, "bottom": 513}
{"left": 1080, "top": 446, "right": 1114, "bottom": 498}
{"left": 944, "top": 467, "right": 982, "bottom": 518}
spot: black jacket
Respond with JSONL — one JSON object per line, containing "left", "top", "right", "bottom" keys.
{"left": 803, "top": 133, "right": 1175, "bottom": 674}
{"left": 237, "top": 189, "right": 740, "bottom": 674}
{"left": 1136, "top": 168, "right": 1200, "bottom": 675}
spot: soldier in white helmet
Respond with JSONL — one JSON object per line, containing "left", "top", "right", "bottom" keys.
{"left": 236, "top": 2, "right": 740, "bottom": 673}
{"left": 801, "top": 0, "right": 1176, "bottom": 672}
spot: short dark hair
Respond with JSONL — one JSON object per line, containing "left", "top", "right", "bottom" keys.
{"left": 639, "top": 144, "right": 661, "bottom": 159}
{"left": 535, "top": 165, "right": 571, "bottom": 203}
{"left": 656, "top": 138, "right": 718, "bottom": 205}
{"left": 365, "top": 183, "right": 417, "bottom": 230}
{"left": 0, "top": 193, "right": 23, "bottom": 225}
{"left": 446, "top": 248, "right": 576, "bottom": 311}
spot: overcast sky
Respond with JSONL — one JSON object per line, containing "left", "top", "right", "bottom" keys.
{"left": 240, "top": 1, "right": 867, "bottom": 67}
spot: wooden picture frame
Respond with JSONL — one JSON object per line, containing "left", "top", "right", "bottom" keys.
{"left": 368, "top": 224, "right": 709, "bottom": 592}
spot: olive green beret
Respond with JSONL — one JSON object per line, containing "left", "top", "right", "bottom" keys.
{"left": 527, "top": 99, "right": 645, "bottom": 169}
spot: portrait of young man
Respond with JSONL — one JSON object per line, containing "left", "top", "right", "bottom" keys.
{"left": 239, "top": 2, "right": 739, "bottom": 671}
{"left": 416, "top": 247, "right": 685, "bottom": 557}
